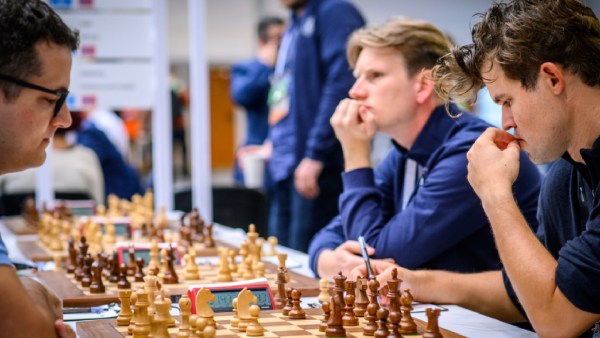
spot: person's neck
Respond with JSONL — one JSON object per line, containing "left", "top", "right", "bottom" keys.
{"left": 566, "top": 84, "right": 600, "bottom": 163}
{"left": 390, "top": 97, "right": 437, "bottom": 150}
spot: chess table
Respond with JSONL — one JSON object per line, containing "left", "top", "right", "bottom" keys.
{"left": 38, "top": 261, "right": 320, "bottom": 307}
{"left": 76, "top": 307, "right": 464, "bottom": 338}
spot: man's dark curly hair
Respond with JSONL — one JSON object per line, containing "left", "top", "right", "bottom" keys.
{"left": 0, "top": 0, "right": 79, "bottom": 100}
{"left": 432, "top": 0, "right": 600, "bottom": 108}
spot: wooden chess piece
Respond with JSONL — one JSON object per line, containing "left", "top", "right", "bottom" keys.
{"left": 117, "top": 289, "right": 133, "bottom": 326}
{"left": 188, "top": 314, "right": 198, "bottom": 337}
{"left": 133, "top": 288, "right": 151, "bottom": 337}
{"left": 267, "top": 236, "right": 277, "bottom": 256}
{"left": 318, "top": 278, "right": 331, "bottom": 303}
{"left": 423, "top": 308, "right": 443, "bottom": 338}
{"left": 195, "top": 317, "right": 208, "bottom": 336}
{"left": 231, "top": 297, "right": 239, "bottom": 327}
{"left": 117, "top": 263, "right": 132, "bottom": 289}
{"left": 134, "top": 257, "right": 146, "bottom": 282}
{"left": 255, "top": 261, "right": 266, "bottom": 278}
{"left": 81, "top": 253, "right": 93, "bottom": 288}
{"left": 388, "top": 309, "right": 403, "bottom": 338}
{"left": 127, "top": 245, "right": 137, "bottom": 276}
{"left": 228, "top": 249, "right": 238, "bottom": 275}
{"left": 195, "top": 287, "right": 216, "bottom": 328}
{"left": 282, "top": 287, "right": 293, "bottom": 316}
{"left": 325, "top": 292, "right": 346, "bottom": 338}
{"left": 332, "top": 271, "right": 346, "bottom": 308}
{"left": 109, "top": 251, "right": 120, "bottom": 283}
{"left": 388, "top": 268, "right": 401, "bottom": 316}
{"left": 162, "top": 246, "right": 179, "bottom": 284}
{"left": 276, "top": 253, "right": 289, "bottom": 282}
{"left": 184, "top": 254, "right": 200, "bottom": 281}
{"left": 374, "top": 307, "right": 390, "bottom": 338}
{"left": 363, "top": 278, "right": 380, "bottom": 336}
{"left": 217, "top": 247, "right": 233, "bottom": 282}
{"left": 343, "top": 280, "right": 358, "bottom": 326}
{"left": 151, "top": 293, "right": 170, "bottom": 338}
{"left": 237, "top": 288, "right": 257, "bottom": 333}
{"left": 66, "top": 237, "right": 77, "bottom": 274}
{"left": 400, "top": 288, "right": 417, "bottom": 334}
{"left": 320, "top": 301, "right": 330, "bottom": 332}
{"left": 204, "top": 223, "right": 214, "bottom": 248}
{"left": 203, "top": 324, "right": 216, "bottom": 338}
{"left": 288, "top": 289, "right": 306, "bottom": 319}
{"left": 128, "top": 290, "right": 138, "bottom": 336}
{"left": 354, "top": 275, "right": 369, "bottom": 317}
{"left": 274, "top": 267, "right": 287, "bottom": 309}
{"left": 246, "top": 304, "right": 264, "bottom": 336}
{"left": 90, "top": 257, "right": 106, "bottom": 294}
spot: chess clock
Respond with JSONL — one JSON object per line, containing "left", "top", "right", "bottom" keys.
{"left": 187, "top": 278, "right": 275, "bottom": 313}
{"left": 84, "top": 216, "right": 133, "bottom": 237}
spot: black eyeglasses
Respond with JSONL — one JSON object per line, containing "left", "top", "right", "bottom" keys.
{"left": 0, "top": 73, "right": 69, "bottom": 117}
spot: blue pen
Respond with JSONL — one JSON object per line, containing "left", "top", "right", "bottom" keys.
{"left": 358, "top": 236, "right": 374, "bottom": 278}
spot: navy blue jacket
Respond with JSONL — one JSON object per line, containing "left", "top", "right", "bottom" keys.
{"left": 503, "top": 138, "right": 600, "bottom": 338}
{"left": 308, "top": 105, "right": 542, "bottom": 275}
{"left": 230, "top": 59, "right": 272, "bottom": 146}
{"left": 268, "top": 0, "right": 365, "bottom": 182}
{"left": 77, "top": 122, "right": 143, "bottom": 200}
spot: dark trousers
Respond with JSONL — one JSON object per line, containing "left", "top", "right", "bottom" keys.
{"left": 267, "top": 166, "right": 343, "bottom": 252}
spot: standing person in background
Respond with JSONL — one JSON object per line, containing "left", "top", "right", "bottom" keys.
{"left": 267, "top": 0, "right": 365, "bottom": 252}
{"left": 231, "top": 16, "right": 285, "bottom": 186}
{"left": 0, "top": 1, "right": 79, "bottom": 336}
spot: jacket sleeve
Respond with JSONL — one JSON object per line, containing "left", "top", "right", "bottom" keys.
{"left": 340, "top": 149, "right": 490, "bottom": 269}
{"left": 308, "top": 215, "right": 345, "bottom": 277}
{"left": 304, "top": 2, "right": 365, "bottom": 162}
{"left": 230, "top": 60, "right": 273, "bottom": 109}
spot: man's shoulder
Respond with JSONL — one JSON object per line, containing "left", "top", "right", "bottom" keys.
{"left": 315, "top": 0, "right": 363, "bottom": 20}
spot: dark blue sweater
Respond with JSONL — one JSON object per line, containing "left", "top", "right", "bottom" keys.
{"left": 268, "top": 0, "right": 365, "bottom": 182}
{"left": 230, "top": 59, "right": 272, "bottom": 146}
{"left": 308, "top": 105, "right": 542, "bottom": 275}
{"left": 503, "top": 138, "right": 600, "bottom": 338}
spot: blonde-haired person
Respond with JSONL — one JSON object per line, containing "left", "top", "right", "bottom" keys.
{"left": 307, "top": 17, "right": 542, "bottom": 280}
{"left": 354, "top": 1, "right": 600, "bottom": 337}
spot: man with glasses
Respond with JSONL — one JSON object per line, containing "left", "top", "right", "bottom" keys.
{"left": 0, "top": 0, "right": 79, "bottom": 337}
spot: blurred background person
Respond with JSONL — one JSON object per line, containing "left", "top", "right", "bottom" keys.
{"left": 231, "top": 16, "right": 285, "bottom": 186}
{"left": 266, "top": 0, "right": 365, "bottom": 252}
{"left": 77, "top": 110, "right": 143, "bottom": 200}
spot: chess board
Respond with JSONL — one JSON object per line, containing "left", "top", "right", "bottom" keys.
{"left": 76, "top": 308, "right": 464, "bottom": 337}
{"left": 38, "top": 261, "right": 319, "bottom": 307}
{"left": 3, "top": 216, "right": 37, "bottom": 235}
{"left": 16, "top": 237, "right": 234, "bottom": 262}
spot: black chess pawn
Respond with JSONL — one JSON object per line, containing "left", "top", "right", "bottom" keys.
{"left": 90, "top": 258, "right": 105, "bottom": 294}
{"left": 126, "top": 246, "right": 137, "bottom": 276}
{"left": 374, "top": 307, "right": 390, "bottom": 338}
{"left": 282, "top": 287, "right": 293, "bottom": 315}
{"left": 81, "top": 254, "right": 93, "bottom": 288}
{"left": 342, "top": 280, "right": 358, "bottom": 326}
{"left": 117, "top": 263, "right": 131, "bottom": 290}
{"left": 66, "top": 237, "right": 77, "bottom": 274}
{"left": 363, "top": 279, "right": 380, "bottom": 336}
{"left": 204, "top": 223, "right": 214, "bottom": 248}
{"left": 134, "top": 257, "right": 145, "bottom": 282}
{"left": 320, "top": 301, "right": 330, "bottom": 332}
{"left": 288, "top": 289, "right": 306, "bottom": 319}
{"left": 108, "top": 251, "right": 120, "bottom": 283}
{"left": 388, "top": 310, "right": 402, "bottom": 338}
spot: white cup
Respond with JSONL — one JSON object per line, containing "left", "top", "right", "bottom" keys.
{"left": 241, "top": 152, "right": 265, "bottom": 188}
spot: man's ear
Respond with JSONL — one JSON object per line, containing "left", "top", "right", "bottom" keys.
{"left": 415, "top": 69, "right": 435, "bottom": 104}
{"left": 539, "top": 62, "right": 565, "bottom": 95}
